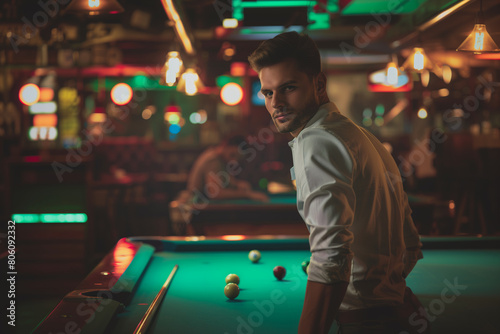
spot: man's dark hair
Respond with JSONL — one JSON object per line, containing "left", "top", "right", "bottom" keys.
{"left": 248, "top": 31, "right": 321, "bottom": 76}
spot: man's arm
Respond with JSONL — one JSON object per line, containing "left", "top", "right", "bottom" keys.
{"left": 298, "top": 280, "right": 348, "bottom": 334}
{"left": 294, "top": 129, "right": 356, "bottom": 331}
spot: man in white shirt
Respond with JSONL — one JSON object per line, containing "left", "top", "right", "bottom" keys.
{"left": 248, "top": 31, "right": 429, "bottom": 334}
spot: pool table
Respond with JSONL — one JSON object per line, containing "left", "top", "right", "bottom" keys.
{"left": 34, "top": 236, "right": 500, "bottom": 334}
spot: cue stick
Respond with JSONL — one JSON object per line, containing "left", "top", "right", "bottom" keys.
{"left": 133, "top": 264, "right": 179, "bottom": 334}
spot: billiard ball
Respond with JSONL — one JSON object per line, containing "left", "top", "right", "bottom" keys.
{"left": 225, "top": 274, "right": 240, "bottom": 285}
{"left": 224, "top": 283, "right": 240, "bottom": 300}
{"left": 273, "top": 266, "right": 286, "bottom": 280}
{"left": 301, "top": 260, "right": 310, "bottom": 274}
{"left": 248, "top": 250, "right": 261, "bottom": 263}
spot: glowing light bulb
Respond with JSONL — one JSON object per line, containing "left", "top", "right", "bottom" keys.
{"left": 166, "top": 69, "right": 177, "bottom": 86}
{"left": 418, "top": 108, "right": 428, "bottom": 119}
{"left": 167, "top": 55, "right": 182, "bottom": 73}
{"left": 386, "top": 62, "right": 398, "bottom": 86}
{"left": 474, "top": 31, "right": 484, "bottom": 51}
{"left": 184, "top": 72, "right": 199, "bottom": 96}
{"left": 413, "top": 49, "right": 424, "bottom": 71}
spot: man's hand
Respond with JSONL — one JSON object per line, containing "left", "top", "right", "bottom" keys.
{"left": 298, "top": 280, "right": 348, "bottom": 334}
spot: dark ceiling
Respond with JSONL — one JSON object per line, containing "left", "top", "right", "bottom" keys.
{"left": 2, "top": 0, "right": 500, "bottom": 74}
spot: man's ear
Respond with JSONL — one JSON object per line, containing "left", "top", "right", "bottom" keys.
{"left": 316, "top": 72, "right": 327, "bottom": 94}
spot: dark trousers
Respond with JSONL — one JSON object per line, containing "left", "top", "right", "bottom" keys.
{"left": 336, "top": 288, "right": 430, "bottom": 334}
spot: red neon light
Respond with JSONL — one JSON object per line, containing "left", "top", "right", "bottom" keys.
{"left": 368, "top": 83, "right": 412, "bottom": 92}
{"left": 475, "top": 53, "right": 500, "bottom": 60}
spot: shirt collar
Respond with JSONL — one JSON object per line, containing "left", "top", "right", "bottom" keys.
{"left": 288, "top": 102, "right": 337, "bottom": 148}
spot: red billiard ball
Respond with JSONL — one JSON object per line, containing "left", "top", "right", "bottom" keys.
{"left": 273, "top": 266, "right": 286, "bottom": 280}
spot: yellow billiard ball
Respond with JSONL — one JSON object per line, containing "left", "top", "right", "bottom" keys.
{"left": 225, "top": 274, "right": 240, "bottom": 285}
{"left": 248, "top": 250, "right": 261, "bottom": 263}
{"left": 224, "top": 283, "right": 240, "bottom": 300}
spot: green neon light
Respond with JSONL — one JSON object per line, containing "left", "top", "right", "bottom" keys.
{"left": 217, "top": 75, "right": 232, "bottom": 87}
{"left": 233, "top": 0, "right": 243, "bottom": 20}
{"left": 240, "top": 1, "right": 311, "bottom": 8}
{"left": 12, "top": 213, "right": 87, "bottom": 223}
{"left": 326, "top": 0, "right": 338, "bottom": 13}
{"left": 41, "top": 213, "right": 87, "bottom": 223}
{"left": 239, "top": 27, "right": 304, "bottom": 35}
{"left": 240, "top": 28, "right": 269, "bottom": 35}
{"left": 88, "top": 75, "right": 176, "bottom": 91}
{"left": 341, "top": 0, "right": 425, "bottom": 15}
{"left": 12, "top": 214, "right": 39, "bottom": 223}
{"left": 216, "top": 75, "right": 243, "bottom": 87}
{"left": 308, "top": 12, "right": 330, "bottom": 30}
{"left": 133, "top": 75, "right": 149, "bottom": 87}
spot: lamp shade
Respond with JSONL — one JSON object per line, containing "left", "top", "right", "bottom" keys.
{"left": 176, "top": 68, "right": 204, "bottom": 96}
{"left": 457, "top": 24, "right": 500, "bottom": 54}
{"left": 64, "top": 0, "right": 124, "bottom": 15}
{"left": 402, "top": 47, "right": 433, "bottom": 72}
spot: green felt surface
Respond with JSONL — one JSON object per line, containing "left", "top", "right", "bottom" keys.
{"left": 107, "top": 241, "right": 500, "bottom": 334}
{"left": 110, "top": 249, "right": 310, "bottom": 334}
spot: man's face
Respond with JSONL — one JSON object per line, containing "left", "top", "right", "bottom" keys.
{"left": 259, "top": 58, "right": 320, "bottom": 137}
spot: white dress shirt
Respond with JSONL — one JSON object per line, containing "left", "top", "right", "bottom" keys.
{"left": 289, "top": 102, "right": 423, "bottom": 311}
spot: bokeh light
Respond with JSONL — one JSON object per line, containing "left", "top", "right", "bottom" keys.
{"left": 169, "top": 123, "right": 181, "bottom": 134}
{"left": 111, "top": 83, "right": 133, "bottom": 105}
{"left": 374, "top": 116, "right": 384, "bottom": 126}
{"left": 221, "top": 82, "right": 243, "bottom": 106}
{"left": 19, "top": 83, "right": 40, "bottom": 106}
{"left": 418, "top": 107, "right": 428, "bottom": 119}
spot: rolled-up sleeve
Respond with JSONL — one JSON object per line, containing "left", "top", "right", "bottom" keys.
{"left": 295, "top": 128, "right": 355, "bottom": 284}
